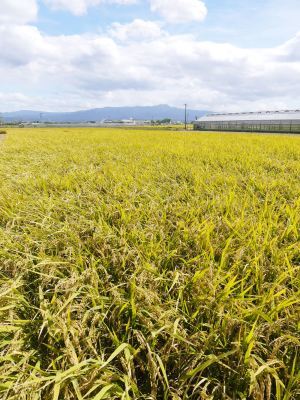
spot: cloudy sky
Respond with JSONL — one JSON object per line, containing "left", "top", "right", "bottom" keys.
{"left": 1, "top": 0, "right": 300, "bottom": 112}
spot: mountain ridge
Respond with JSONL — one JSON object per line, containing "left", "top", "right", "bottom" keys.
{"left": 1, "top": 105, "right": 208, "bottom": 123}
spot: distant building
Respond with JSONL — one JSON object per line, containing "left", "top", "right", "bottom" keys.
{"left": 121, "top": 118, "right": 136, "bottom": 125}
{"left": 193, "top": 110, "right": 300, "bottom": 133}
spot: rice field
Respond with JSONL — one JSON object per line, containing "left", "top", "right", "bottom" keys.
{"left": 0, "top": 128, "right": 299, "bottom": 399}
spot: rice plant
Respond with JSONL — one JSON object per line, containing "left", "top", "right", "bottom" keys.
{"left": 0, "top": 128, "right": 299, "bottom": 399}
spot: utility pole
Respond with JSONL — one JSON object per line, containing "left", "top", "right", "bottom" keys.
{"left": 184, "top": 103, "right": 187, "bottom": 130}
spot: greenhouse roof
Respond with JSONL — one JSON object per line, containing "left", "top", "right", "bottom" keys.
{"left": 196, "top": 110, "right": 300, "bottom": 122}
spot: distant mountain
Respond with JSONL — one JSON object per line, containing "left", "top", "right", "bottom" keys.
{"left": 1, "top": 105, "right": 208, "bottom": 123}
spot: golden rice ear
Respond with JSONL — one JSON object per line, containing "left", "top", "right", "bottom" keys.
{"left": 1, "top": 126, "right": 299, "bottom": 400}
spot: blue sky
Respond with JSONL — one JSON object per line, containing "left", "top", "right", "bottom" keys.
{"left": 1, "top": 0, "right": 300, "bottom": 111}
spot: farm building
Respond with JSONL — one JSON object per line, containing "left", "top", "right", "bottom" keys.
{"left": 193, "top": 110, "right": 300, "bottom": 133}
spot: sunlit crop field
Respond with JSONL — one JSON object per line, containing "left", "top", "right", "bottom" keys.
{"left": 1, "top": 128, "right": 300, "bottom": 399}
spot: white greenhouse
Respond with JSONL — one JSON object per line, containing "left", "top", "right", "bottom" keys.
{"left": 193, "top": 110, "right": 300, "bottom": 133}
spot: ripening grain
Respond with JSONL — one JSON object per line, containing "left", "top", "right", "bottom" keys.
{"left": 0, "top": 128, "right": 299, "bottom": 399}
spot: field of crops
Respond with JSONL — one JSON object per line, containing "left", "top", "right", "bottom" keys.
{"left": 1, "top": 128, "right": 299, "bottom": 399}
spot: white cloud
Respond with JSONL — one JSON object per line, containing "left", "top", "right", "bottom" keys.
{"left": 150, "top": 0, "right": 207, "bottom": 23}
{"left": 1, "top": 13, "right": 300, "bottom": 113}
{"left": 109, "top": 19, "right": 164, "bottom": 41}
{"left": 44, "top": 0, "right": 137, "bottom": 15}
{"left": 0, "top": 25, "right": 57, "bottom": 67}
{"left": 276, "top": 32, "right": 300, "bottom": 62}
{"left": 0, "top": 0, "right": 38, "bottom": 24}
